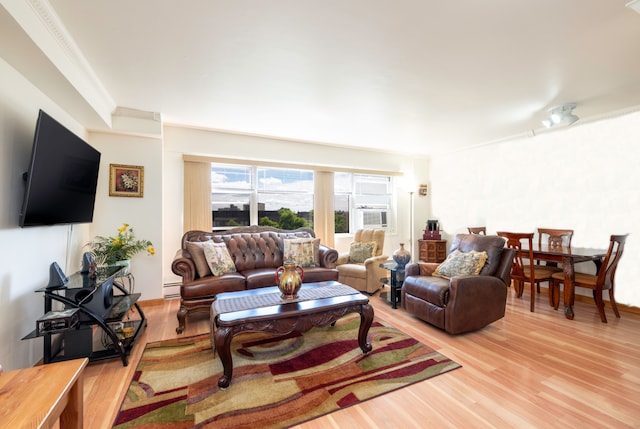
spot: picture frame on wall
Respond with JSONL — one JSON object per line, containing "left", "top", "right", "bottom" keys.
{"left": 109, "top": 164, "right": 144, "bottom": 197}
{"left": 419, "top": 184, "right": 428, "bottom": 196}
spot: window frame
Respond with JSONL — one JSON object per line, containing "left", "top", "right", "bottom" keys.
{"left": 211, "top": 163, "right": 315, "bottom": 230}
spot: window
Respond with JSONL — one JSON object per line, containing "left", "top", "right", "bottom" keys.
{"left": 211, "top": 165, "right": 252, "bottom": 228}
{"left": 334, "top": 172, "right": 394, "bottom": 234}
{"left": 209, "top": 162, "right": 395, "bottom": 235}
{"left": 211, "top": 164, "right": 314, "bottom": 230}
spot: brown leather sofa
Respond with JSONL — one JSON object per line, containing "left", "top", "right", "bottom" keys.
{"left": 401, "top": 234, "right": 515, "bottom": 334}
{"left": 171, "top": 225, "right": 339, "bottom": 333}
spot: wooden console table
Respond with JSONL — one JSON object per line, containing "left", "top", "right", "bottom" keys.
{"left": 0, "top": 358, "right": 87, "bottom": 429}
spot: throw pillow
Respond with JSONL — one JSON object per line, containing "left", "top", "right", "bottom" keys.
{"left": 433, "top": 249, "right": 488, "bottom": 279}
{"left": 349, "top": 241, "right": 378, "bottom": 264}
{"left": 283, "top": 238, "right": 320, "bottom": 267}
{"left": 203, "top": 242, "right": 237, "bottom": 277}
{"left": 185, "top": 240, "right": 214, "bottom": 278}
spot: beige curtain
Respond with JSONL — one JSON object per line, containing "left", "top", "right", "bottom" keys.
{"left": 314, "top": 170, "right": 334, "bottom": 247}
{"left": 183, "top": 160, "right": 212, "bottom": 233}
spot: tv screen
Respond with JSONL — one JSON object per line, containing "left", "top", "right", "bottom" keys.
{"left": 19, "top": 110, "right": 101, "bottom": 227}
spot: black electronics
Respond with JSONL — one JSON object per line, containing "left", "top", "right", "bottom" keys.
{"left": 19, "top": 110, "right": 101, "bottom": 227}
{"left": 64, "top": 275, "right": 114, "bottom": 321}
{"left": 46, "top": 261, "right": 68, "bottom": 289}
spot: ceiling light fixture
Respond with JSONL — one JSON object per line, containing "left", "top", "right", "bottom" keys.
{"left": 542, "top": 103, "right": 579, "bottom": 128}
{"left": 627, "top": 0, "right": 640, "bottom": 14}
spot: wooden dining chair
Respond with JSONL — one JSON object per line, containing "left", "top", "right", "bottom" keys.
{"left": 467, "top": 226, "right": 486, "bottom": 235}
{"left": 550, "top": 234, "right": 628, "bottom": 323}
{"left": 528, "top": 228, "right": 574, "bottom": 302}
{"left": 497, "top": 231, "right": 551, "bottom": 312}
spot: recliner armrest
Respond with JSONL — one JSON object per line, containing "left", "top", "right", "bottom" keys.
{"left": 445, "top": 275, "right": 508, "bottom": 334}
{"left": 336, "top": 252, "right": 350, "bottom": 265}
{"left": 364, "top": 254, "right": 390, "bottom": 268}
{"left": 405, "top": 262, "right": 439, "bottom": 276}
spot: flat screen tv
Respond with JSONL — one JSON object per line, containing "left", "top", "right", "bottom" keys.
{"left": 19, "top": 110, "right": 101, "bottom": 227}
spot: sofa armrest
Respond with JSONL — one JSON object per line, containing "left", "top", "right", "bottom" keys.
{"left": 319, "top": 244, "right": 339, "bottom": 269}
{"left": 171, "top": 248, "right": 197, "bottom": 283}
{"left": 444, "top": 275, "right": 508, "bottom": 334}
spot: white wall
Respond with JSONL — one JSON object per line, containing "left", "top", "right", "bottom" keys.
{"left": 430, "top": 111, "right": 640, "bottom": 307}
{"left": 161, "top": 125, "right": 427, "bottom": 285}
{"left": 0, "top": 57, "right": 94, "bottom": 370}
{"left": 88, "top": 131, "right": 164, "bottom": 301}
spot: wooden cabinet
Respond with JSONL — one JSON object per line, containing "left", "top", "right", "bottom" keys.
{"left": 418, "top": 239, "right": 447, "bottom": 263}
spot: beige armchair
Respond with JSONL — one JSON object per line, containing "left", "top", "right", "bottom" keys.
{"left": 336, "top": 229, "right": 388, "bottom": 294}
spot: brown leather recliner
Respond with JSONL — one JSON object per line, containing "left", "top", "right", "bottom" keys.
{"left": 401, "top": 234, "right": 515, "bottom": 334}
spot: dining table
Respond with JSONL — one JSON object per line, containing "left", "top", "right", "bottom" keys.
{"left": 523, "top": 243, "right": 607, "bottom": 320}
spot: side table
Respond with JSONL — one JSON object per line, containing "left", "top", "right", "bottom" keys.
{"left": 380, "top": 261, "right": 405, "bottom": 309}
{"left": 418, "top": 239, "right": 447, "bottom": 263}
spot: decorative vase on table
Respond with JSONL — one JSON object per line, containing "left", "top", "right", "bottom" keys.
{"left": 275, "top": 260, "right": 304, "bottom": 299}
{"left": 113, "top": 259, "right": 132, "bottom": 275}
{"left": 392, "top": 243, "right": 411, "bottom": 269}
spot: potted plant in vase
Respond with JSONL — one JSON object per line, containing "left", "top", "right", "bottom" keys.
{"left": 86, "top": 223, "right": 155, "bottom": 274}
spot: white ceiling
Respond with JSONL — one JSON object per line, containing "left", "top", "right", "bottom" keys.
{"left": 5, "top": 0, "right": 640, "bottom": 156}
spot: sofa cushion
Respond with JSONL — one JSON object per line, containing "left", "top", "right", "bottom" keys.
{"left": 283, "top": 237, "right": 320, "bottom": 267}
{"left": 450, "top": 234, "right": 505, "bottom": 276}
{"left": 433, "top": 250, "right": 488, "bottom": 279}
{"left": 349, "top": 241, "right": 377, "bottom": 263}
{"left": 203, "top": 242, "right": 237, "bottom": 277}
{"left": 181, "top": 272, "right": 246, "bottom": 298}
{"left": 243, "top": 268, "right": 280, "bottom": 289}
{"left": 185, "top": 240, "right": 214, "bottom": 278}
{"left": 299, "top": 267, "right": 339, "bottom": 284}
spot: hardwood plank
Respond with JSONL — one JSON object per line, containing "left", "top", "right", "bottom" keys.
{"left": 81, "top": 286, "right": 640, "bottom": 428}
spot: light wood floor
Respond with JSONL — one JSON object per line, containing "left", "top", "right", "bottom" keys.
{"left": 82, "top": 287, "right": 640, "bottom": 428}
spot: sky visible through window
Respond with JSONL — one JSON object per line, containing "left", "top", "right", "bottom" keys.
{"left": 212, "top": 166, "right": 314, "bottom": 212}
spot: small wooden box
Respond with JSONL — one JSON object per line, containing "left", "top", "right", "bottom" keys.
{"left": 423, "top": 231, "right": 442, "bottom": 240}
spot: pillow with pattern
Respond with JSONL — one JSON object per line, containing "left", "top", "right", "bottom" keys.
{"left": 349, "top": 241, "right": 378, "bottom": 264}
{"left": 186, "top": 240, "right": 214, "bottom": 277}
{"left": 433, "top": 249, "right": 488, "bottom": 279}
{"left": 283, "top": 238, "right": 320, "bottom": 267}
{"left": 203, "top": 242, "right": 237, "bottom": 277}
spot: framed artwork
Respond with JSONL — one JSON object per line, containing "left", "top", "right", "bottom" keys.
{"left": 419, "top": 184, "right": 428, "bottom": 196}
{"left": 109, "top": 164, "right": 144, "bottom": 197}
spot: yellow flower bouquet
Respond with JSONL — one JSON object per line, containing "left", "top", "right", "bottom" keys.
{"left": 87, "top": 223, "right": 155, "bottom": 266}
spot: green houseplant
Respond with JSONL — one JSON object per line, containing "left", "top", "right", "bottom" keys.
{"left": 87, "top": 223, "right": 155, "bottom": 267}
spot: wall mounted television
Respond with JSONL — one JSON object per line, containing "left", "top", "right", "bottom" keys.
{"left": 19, "top": 110, "right": 101, "bottom": 227}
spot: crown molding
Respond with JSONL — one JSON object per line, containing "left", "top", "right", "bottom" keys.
{"left": 2, "top": 0, "right": 115, "bottom": 126}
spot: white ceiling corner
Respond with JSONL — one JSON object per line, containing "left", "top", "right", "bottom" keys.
{"left": 5, "top": 1, "right": 640, "bottom": 156}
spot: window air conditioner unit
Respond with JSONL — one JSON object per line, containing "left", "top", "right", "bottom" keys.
{"left": 360, "top": 210, "right": 388, "bottom": 228}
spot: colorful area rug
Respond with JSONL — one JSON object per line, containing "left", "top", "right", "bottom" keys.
{"left": 112, "top": 314, "right": 460, "bottom": 429}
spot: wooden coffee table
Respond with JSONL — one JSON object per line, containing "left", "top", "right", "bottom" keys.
{"left": 210, "top": 281, "right": 374, "bottom": 388}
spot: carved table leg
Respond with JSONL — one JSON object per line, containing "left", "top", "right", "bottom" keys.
{"left": 214, "top": 326, "right": 234, "bottom": 388}
{"left": 358, "top": 304, "right": 374, "bottom": 354}
{"left": 562, "top": 256, "right": 575, "bottom": 320}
